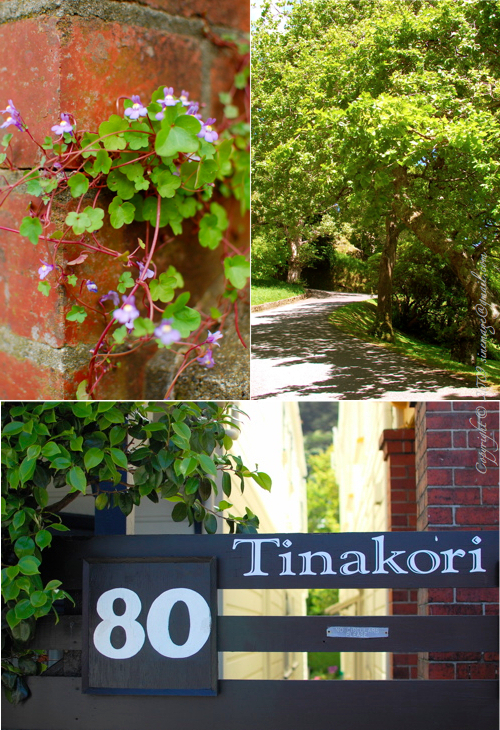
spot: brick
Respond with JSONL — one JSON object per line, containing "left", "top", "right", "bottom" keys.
{"left": 392, "top": 666, "right": 410, "bottom": 679}
{"left": 427, "top": 469, "right": 453, "bottom": 486}
{"left": 428, "top": 488, "right": 481, "bottom": 505}
{"left": 428, "top": 663, "right": 455, "bottom": 679}
{"left": 426, "top": 431, "right": 452, "bottom": 448}
{"left": 484, "top": 653, "right": 499, "bottom": 662}
{"left": 427, "top": 507, "right": 453, "bottom": 525}
{"left": 429, "top": 604, "right": 482, "bottom": 616}
{"left": 427, "top": 449, "right": 477, "bottom": 467}
{"left": 391, "top": 515, "right": 409, "bottom": 527}
{"left": 456, "top": 588, "right": 499, "bottom": 603}
{"left": 430, "top": 652, "right": 482, "bottom": 662}
{"left": 393, "top": 654, "right": 418, "bottom": 665}
{"left": 426, "top": 403, "right": 453, "bottom": 411}
{"left": 485, "top": 605, "right": 499, "bottom": 615}
{"left": 392, "top": 603, "right": 418, "bottom": 615}
{"left": 454, "top": 468, "right": 499, "bottom": 487}
{"left": 482, "top": 488, "right": 499, "bottom": 505}
{"left": 455, "top": 507, "right": 498, "bottom": 525}
{"left": 456, "top": 663, "right": 498, "bottom": 679}
{"left": 392, "top": 590, "right": 411, "bottom": 602}
{"left": 452, "top": 402, "right": 499, "bottom": 411}
{"left": 391, "top": 489, "right": 410, "bottom": 503}
{"left": 426, "top": 414, "right": 486, "bottom": 430}
{"left": 427, "top": 588, "right": 454, "bottom": 603}
{"left": 136, "top": 0, "right": 250, "bottom": 32}
{"left": 452, "top": 430, "right": 468, "bottom": 448}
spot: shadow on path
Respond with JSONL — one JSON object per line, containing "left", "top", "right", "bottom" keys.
{"left": 250, "top": 294, "right": 498, "bottom": 400}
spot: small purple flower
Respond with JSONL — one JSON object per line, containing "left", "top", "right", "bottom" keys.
{"left": 159, "top": 87, "right": 177, "bottom": 108}
{"left": 38, "top": 261, "right": 55, "bottom": 280}
{"left": 154, "top": 319, "right": 181, "bottom": 346}
{"left": 1, "top": 100, "right": 23, "bottom": 131}
{"left": 205, "top": 330, "right": 223, "bottom": 347}
{"left": 186, "top": 103, "right": 202, "bottom": 120}
{"left": 86, "top": 280, "right": 98, "bottom": 293}
{"left": 100, "top": 290, "right": 120, "bottom": 307}
{"left": 179, "top": 90, "right": 190, "bottom": 107}
{"left": 197, "top": 350, "right": 215, "bottom": 368}
{"left": 138, "top": 261, "right": 154, "bottom": 279}
{"left": 125, "top": 95, "right": 148, "bottom": 120}
{"left": 113, "top": 295, "right": 140, "bottom": 328}
{"left": 197, "top": 118, "right": 218, "bottom": 143}
{"left": 51, "top": 113, "right": 73, "bottom": 136}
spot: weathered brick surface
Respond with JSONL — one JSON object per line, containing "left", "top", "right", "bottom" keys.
{"left": 415, "top": 402, "right": 499, "bottom": 680}
{"left": 0, "top": 2, "right": 249, "bottom": 398}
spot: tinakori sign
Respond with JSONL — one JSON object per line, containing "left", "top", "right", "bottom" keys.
{"left": 231, "top": 533, "right": 489, "bottom": 577}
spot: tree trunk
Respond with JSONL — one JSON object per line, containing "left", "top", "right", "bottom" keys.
{"left": 393, "top": 201, "right": 500, "bottom": 347}
{"left": 287, "top": 228, "right": 304, "bottom": 283}
{"left": 372, "top": 214, "right": 400, "bottom": 342}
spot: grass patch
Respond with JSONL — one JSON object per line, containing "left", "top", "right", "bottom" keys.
{"left": 252, "top": 278, "right": 305, "bottom": 306}
{"left": 329, "top": 299, "right": 500, "bottom": 388}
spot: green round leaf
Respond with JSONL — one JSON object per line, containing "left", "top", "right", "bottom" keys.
{"left": 171, "top": 502, "right": 188, "bottom": 522}
{"left": 17, "top": 556, "right": 41, "bottom": 576}
{"left": 84, "top": 448, "right": 105, "bottom": 470}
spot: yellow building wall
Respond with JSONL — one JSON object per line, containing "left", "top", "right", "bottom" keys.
{"left": 331, "top": 402, "right": 395, "bottom": 681}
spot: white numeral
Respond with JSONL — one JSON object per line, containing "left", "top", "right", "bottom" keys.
{"left": 93, "top": 587, "right": 211, "bottom": 660}
{"left": 93, "top": 588, "right": 145, "bottom": 659}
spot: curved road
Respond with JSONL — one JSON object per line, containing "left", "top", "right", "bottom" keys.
{"left": 251, "top": 293, "right": 499, "bottom": 400}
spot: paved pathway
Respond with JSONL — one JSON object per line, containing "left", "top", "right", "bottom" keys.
{"left": 251, "top": 293, "right": 500, "bottom": 400}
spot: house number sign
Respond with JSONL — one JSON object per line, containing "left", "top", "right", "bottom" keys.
{"left": 82, "top": 557, "right": 217, "bottom": 695}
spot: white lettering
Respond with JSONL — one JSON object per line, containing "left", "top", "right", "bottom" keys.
{"left": 232, "top": 538, "right": 280, "bottom": 576}
{"left": 407, "top": 550, "right": 441, "bottom": 574}
{"left": 339, "top": 551, "right": 370, "bottom": 575}
{"left": 469, "top": 548, "right": 486, "bottom": 573}
{"left": 278, "top": 552, "right": 296, "bottom": 575}
{"left": 146, "top": 588, "right": 211, "bottom": 658}
{"left": 440, "top": 549, "right": 466, "bottom": 573}
{"left": 299, "top": 551, "right": 337, "bottom": 575}
{"left": 372, "top": 535, "right": 408, "bottom": 574}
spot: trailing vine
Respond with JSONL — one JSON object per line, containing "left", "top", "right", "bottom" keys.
{"left": 0, "top": 35, "right": 249, "bottom": 399}
{"left": 1, "top": 400, "right": 271, "bottom": 703}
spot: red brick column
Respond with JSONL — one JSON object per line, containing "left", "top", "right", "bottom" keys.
{"left": 380, "top": 428, "right": 418, "bottom": 679}
{"left": 0, "top": 1, "right": 248, "bottom": 398}
{"left": 415, "top": 402, "right": 499, "bottom": 680}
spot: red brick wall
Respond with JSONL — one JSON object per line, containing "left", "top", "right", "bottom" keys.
{"left": 415, "top": 402, "right": 499, "bottom": 680}
{"left": 380, "top": 428, "right": 418, "bottom": 679}
{"left": 0, "top": 2, "right": 248, "bottom": 398}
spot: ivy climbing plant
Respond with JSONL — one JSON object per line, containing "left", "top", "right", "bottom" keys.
{"left": 1, "top": 400, "right": 271, "bottom": 703}
{"left": 0, "top": 36, "right": 250, "bottom": 399}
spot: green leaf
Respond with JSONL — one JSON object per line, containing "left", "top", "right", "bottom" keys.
{"left": 76, "top": 379, "right": 90, "bottom": 400}
{"left": 155, "top": 125, "right": 199, "bottom": 158}
{"left": 68, "top": 466, "right": 87, "bottom": 493}
{"left": 38, "top": 281, "right": 51, "bottom": 296}
{"left": 95, "top": 493, "right": 109, "bottom": 510}
{"left": 197, "top": 453, "right": 218, "bottom": 477}
{"left": 33, "top": 486, "right": 49, "bottom": 508}
{"left": 132, "top": 317, "right": 155, "bottom": 337}
{"left": 109, "top": 425, "right": 127, "bottom": 447}
{"left": 82, "top": 206, "right": 105, "bottom": 232}
{"left": 112, "top": 325, "right": 128, "bottom": 344}
{"left": 14, "top": 537, "right": 36, "bottom": 558}
{"left": 108, "top": 196, "right": 135, "bottom": 229}
{"left": 98, "top": 115, "right": 128, "bottom": 150}
{"left": 109, "top": 447, "right": 127, "bottom": 469}
{"left": 123, "top": 122, "right": 151, "bottom": 150}
{"left": 155, "top": 169, "right": 182, "bottom": 198}
{"left": 93, "top": 149, "right": 113, "bottom": 174}
{"left": 68, "top": 173, "right": 89, "bottom": 198}
{"left": 170, "top": 306, "right": 201, "bottom": 337}
{"left": 171, "top": 502, "right": 188, "bottom": 522}
{"left": 222, "top": 472, "right": 232, "bottom": 497}
{"left": 149, "top": 273, "right": 178, "bottom": 303}
{"left": 17, "top": 556, "right": 41, "bottom": 576}
{"left": 107, "top": 169, "right": 137, "bottom": 200}
{"left": 204, "top": 513, "right": 217, "bottom": 534}
{"left": 224, "top": 255, "right": 250, "bottom": 289}
{"left": 80, "top": 132, "right": 101, "bottom": 158}
{"left": 84, "top": 448, "right": 105, "bottom": 470}
{"left": 19, "top": 458, "right": 36, "bottom": 484}
{"left": 41, "top": 442, "right": 60, "bottom": 458}
{"left": 199, "top": 213, "right": 223, "bottom": 249}
{"left": 14, "top": 599, "right": 36, "bottom": 620}
{"left": 172, "top": 422, "right": 191, "bottom": 440}
{"left": 30, "top": 591, "right": 48, "bottom": 608}
{"left": 35, "top": 530, "right": 52, "bottom": 549}
{"left": 2, "top": 132, "right": 13, "bottom": 147}
{"left": 19, "top": 217, "right": 43, "bottom": 245}
{"left": 65, "top": 211, "right": 91, "bottom": 236}
{"left": 66, "top": 305, "right": 87, "bottom": 323}
{"left": 70, "top": 436, "right": 84, "bottom": 451}
{"left": 176, "top": 115, "right": 202, "bottom": 135}
{"left": 3, "top": 421, "right": 24, "bottom": 436}
{"left": 251, "top": 471, "right": 272, "bottom": 491}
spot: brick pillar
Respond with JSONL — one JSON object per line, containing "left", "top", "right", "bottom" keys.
{"left": 380, "top": 428, "right": 418, "bottom": 679}
{"left": 0, "top": 1, "right": 248, "bottom": 398}
{"left": 415, "top": 402, "right": 499, "bottom": 680}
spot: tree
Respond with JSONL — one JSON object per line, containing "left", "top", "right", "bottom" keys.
{"left": 1, "top": 401, "right": 271, "bottom": 703}
{"left": 253, "top": 0, "right": 500, "bottom": 355}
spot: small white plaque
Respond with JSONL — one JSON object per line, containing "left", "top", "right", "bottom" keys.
{"left": 326, "top": 626, "right": 388, "bottom": 638}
